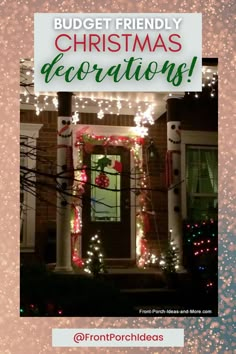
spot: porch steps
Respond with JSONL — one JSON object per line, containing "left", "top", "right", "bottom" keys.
{"left": 48, "top": 264, "right": 213, "bottom": 311}
{"left": 22, "top": 264, "right": 217, "bottom": 316}
{"left": 101, "top": 269, "right": 204, "bottom": 312}
{"left": 103, "top": 269, "right": 167, "bottom": 289}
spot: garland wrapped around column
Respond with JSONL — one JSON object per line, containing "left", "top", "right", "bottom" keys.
{"left": 71, "top": 203, "right": 83, "bottom": 268}
{"left": 70, "top": 159, "right": 87, "bottom": 268}
{"left": 132, "top": 144, "right": 158, "bottom": 268}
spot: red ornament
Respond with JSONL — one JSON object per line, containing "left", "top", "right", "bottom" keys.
{"left": 95, "top": 172, "right": 110, "bottom": 188}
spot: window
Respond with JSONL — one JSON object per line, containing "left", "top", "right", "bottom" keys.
{"left": 20, "top": 123, "right": 43, "bottom": 252}
{"left": 90, "top": 154, "right": 121, "bottom": 222}
{"left": 186, "top": 146, "right": 218, "bottom": 221}
{"left": 181, "top": 131, "right": 218, "bottom": 222}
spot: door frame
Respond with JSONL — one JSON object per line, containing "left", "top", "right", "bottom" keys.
{"left": 73, "top": 124, "right": 142, "bottom": 261}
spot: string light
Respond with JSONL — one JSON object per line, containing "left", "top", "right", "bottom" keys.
{"left": 133, "top": 125, "right": 149, "bottom": 137}
{"left": 184, "top": 220, "right": 217, "bottom": 292}
{"left": 20, "top": 59, "right": 160, "bottom": 119}
{"left": 132, "top": 143, "right": 158, "bottom": 268}
{"left": 133, "top": 104, "right": 155, "bottom": 138}
{"left": 20, "top": 60, "right": 218, "bottom": 120}
{"left": 187, "top": 72, "right": 218, "bottom": 100}
{"left": 97, "top": 109, "right": 104, "bottom": 119}
{"left": 84, "top": 233, "right": 106, "bottom": 276}
{"left": 117, "top": 99, "right": 122, "bottom": 110}
{"left": 72, "top": 134, "right": 149, "bottom": 268}
{"left": 52, "top": 96, "right": 58, "bottom": 109}
{"left": 159, "top": 237, "right": 179, "bottom": 273}
{"left": 20, "top": 87, "right": 217, "bottom": 117}
{"left": 72, "top": 111, "right": 80, "bottom": 124}
{"left": 20, "top": 89, "right": 159, "bottom": 119}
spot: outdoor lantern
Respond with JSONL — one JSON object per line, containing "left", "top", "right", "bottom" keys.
{"left": 147, "top": 138, "right": 157, "bottom": 160}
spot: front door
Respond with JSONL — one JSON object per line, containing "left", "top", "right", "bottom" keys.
{"left": 82, "top": 145, "right": 131, "bottom": 259}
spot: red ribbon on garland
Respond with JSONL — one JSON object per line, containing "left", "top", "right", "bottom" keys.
{"left": 71, "top": 204, "right": 80, "bottom": 234}
{"left": 141, "top": 238, "right": 147, "bottom": 255}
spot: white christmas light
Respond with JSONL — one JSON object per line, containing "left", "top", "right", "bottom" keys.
{"left": 97, "top": 109, "right": 104, "bottom": 119}
{"left": 52, "top": 97, "right": 58, "bottom": 109}
{"left": 72, "top": 111, "right": 80, "bottom": 124}
{"left": 134, "top": 113, "right": 142, "bottom": 126}
{"left": 134, "top": 105, "right": 154, "bottom": 127}
{"left": 134, "top": 125, "right": 149, "bottom": 138}
{"left": 143, "top": 106, "right": 155, "bottom": 125}
{"left": 117, "top": 100, "right": 122, "bottom": 110}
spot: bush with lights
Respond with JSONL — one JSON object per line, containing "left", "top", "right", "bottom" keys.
{"left": 159, "top": 238, "right": 179, "bottom": 274}
{"left": 84, "top": 233, "right": 106, "bottom": 277}
{"left": 183, "top": 219, "right": 218, "bottom": 291}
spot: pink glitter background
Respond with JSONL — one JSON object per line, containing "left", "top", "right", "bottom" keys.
{"left": 0, "top": 1, "right": 235, "bottom": 353}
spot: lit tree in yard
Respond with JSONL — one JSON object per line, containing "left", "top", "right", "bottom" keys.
{"left": 159, "top": 234, "right": 180, "bottom": 288}
{"left": 160, "top": 239, "right": 179, "bottom": 274}
{"left": 84, "top": 233, "right": 106, "bottom": 277}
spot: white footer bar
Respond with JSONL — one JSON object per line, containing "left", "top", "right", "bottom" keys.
{"left": 52, "top": 328, "right": 184, "bottom": 347}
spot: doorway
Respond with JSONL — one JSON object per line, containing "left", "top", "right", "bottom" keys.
{"left": 82, "top": 145, "right": 131, "bottom": 258}
{"left": 73, "top": 124, "right": 141, "bottom": 262}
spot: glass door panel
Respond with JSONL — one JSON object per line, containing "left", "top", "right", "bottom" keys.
{"left": 91, "top": 154, "right": 121, "bottom": 222}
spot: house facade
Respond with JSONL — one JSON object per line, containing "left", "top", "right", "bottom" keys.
{"left": 20, "top": 68, "right": 218, "bottom": 269}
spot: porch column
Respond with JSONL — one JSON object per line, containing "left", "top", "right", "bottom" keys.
{"left": 166, "top": 96, "right": 183, "bottom": 269}
{"left": 55, "top": 92, "right": 73, "bottom": 272}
